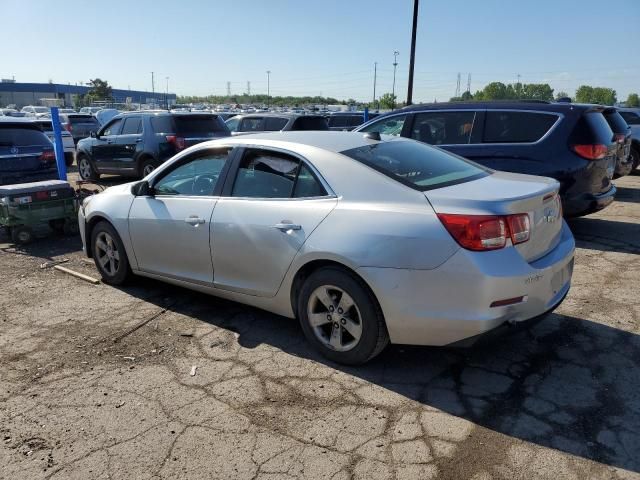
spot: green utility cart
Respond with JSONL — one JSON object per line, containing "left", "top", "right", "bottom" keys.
{"left": 0, "top": 180, "right": 79, "bottom": 244}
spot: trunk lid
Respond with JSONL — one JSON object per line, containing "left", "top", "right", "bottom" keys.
{"left": 425, "top": 171, "right": 563, "bottom": 262}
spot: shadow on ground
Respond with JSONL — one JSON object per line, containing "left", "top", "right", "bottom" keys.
{"left": 568, "top": 217, "right": 640, "bottom": 254}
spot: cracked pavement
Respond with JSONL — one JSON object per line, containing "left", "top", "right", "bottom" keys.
{"left": 0, "top": 173, "right": 639, "bottom": 479}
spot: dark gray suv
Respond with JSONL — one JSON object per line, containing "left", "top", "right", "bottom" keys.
{"left": 76, "top": 112, "right": 230, "bottom": 180}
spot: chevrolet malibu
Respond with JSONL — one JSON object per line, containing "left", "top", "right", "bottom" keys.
{"left": 78, "top": 131, "right": 575, "bottom": 364}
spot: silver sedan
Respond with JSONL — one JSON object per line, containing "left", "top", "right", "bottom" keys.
{"left": 78, "top": 131, "right": 575, "bottom": 364}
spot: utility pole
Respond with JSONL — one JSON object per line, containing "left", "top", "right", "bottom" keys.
{"left": 165, "top": 77, "right": 169, "bottom": 109}
{"left": 455, "top": 73, "right": 461, "bottom": 98}
{"left": 466, "top": 73, "right": 471, "bottom": 94}
{"left": 151, "top": 72, "right": 155, "bottom": 96}
{"left": 406, "top": 0, "right": 419, "bottom": 106}
{"left": 392, "top": 51, "right": 399, "bottom": 110}
{"left": 372, "top": 62, "right": 377, "bottom": 110}
{"left": 226, "top": 81, "right": 231, "bottom": 96}
{"left": 517, "top": 73, "right": 521, "bottom": 99}
{"left": 266, "top": 70, "right": 271, "bottom": 107}
{"left": 247, "top": 81, "right": 251, "bottom": 96}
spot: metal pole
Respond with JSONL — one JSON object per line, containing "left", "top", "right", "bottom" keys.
{"left": 49, "top": 107, "right": 67, "bottom": 181}
{"left": 165, "top": 77, "right": 169, "bottom": 109}
{"left": 372, "top": 62, "right": 377, "bottom": 110}
{"left": 392, "top": 51, "right": 399, "bottom": 109}
{"left": 266, "top": 70, "right": 271, "bottom": 107}
{"left": 406, "top": 0, "right": 419, "bottom": 105}
{"left": 151, "top": 72, "right": 155, "bottom": 106}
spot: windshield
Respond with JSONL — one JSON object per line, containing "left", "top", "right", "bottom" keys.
{"left": 340, "top": 139, "right": 489, "bottom": 191}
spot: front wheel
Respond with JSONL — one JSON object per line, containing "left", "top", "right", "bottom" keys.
{"left": 11, "top": 225, "right": 34, "bottom": 245}
{"left": 140, "top": 159, "right": 156, "bottom": 178}
{"left": 298, "top": 267, "right": 389, "bottom": 365}
{"left": 91, "top": 221, "right": 131, "bottom": 285}
{"left": 78, "top": 155, "right": 99, "bottom": 181}
{"left": 630, "top": 147, "right": 639, "bottom": 171}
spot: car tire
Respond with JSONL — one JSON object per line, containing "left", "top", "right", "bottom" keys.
{"left": 11, "top": 225, "right": 34, "bottom": 245}
{"left": 298, "top": 266, "right": 389, "bottom": 365}
{"left": 49, "top": 219, "right": 66, "bottom": 234}
{"left": 64, "top": 152, "right": 74, "bottom": 167}
{"left": 631, "top": 147, "right": 640, "bottom": 172}
{"left": 91, "top": 221, "right": 131, "bottom": 285}
{"left": 78, "top": 155, "right": 99, "bottom": 181}
{"left": 139, "top": 158, "right": 156, "bottom": 178}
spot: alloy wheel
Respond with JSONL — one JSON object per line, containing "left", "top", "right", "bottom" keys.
{"left": 307, "top": 285, "right": 363, "bottom": 352}
{"left": 142, "top": 164, "right": 155, "bottom": 176}
{"left": 95, "top": 231, "right": 120, "bottom": 276}
{"left": 79, "top": 158, "right": 92, "bottom": 179}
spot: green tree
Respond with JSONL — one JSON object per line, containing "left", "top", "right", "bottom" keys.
{"left": 521, "top": 83, "right": 554, "bottom": 101}
{"left": 481, "top": 82, "right": 510, "bottom": 100}
{"left": 87, "top": 78, "right": 113, "bottom": 102}
{"left": 626, "top": 93, "right": 640, "bottom": 107}
{"left": 575, "top": 85, "right": 617, "bottom": 105}
{"left": 555, "top": 91, "right": 570, "bottom": 101}
{"left": 378, "top": 93, "right": 397, "bottom": 109}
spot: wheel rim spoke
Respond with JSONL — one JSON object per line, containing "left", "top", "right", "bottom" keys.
{"left": 329, "top": 323, "right": 342, "bottom": 349}
{"left": 315, "top": 287, "right": 335, "bottom": 310}
{"left": 341, "top": 316, "right": 362, "bottom": 341}
{"left": 337, "top": 292, "right": 354, "bottom": 314}
{"left": 109, "top": 258, "right": 116, "bottom": 274}
{"left": 98, "top": 254, "right": 109, "bottom": 268}
{"left": 96, "top": 239, "right": 108, "bottom": 253}
{"left": 112, "top": 250, "right": 120, "bottom": 261}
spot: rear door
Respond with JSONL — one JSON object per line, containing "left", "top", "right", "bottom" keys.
{"left": 211, "top": 147, "right": 337, "bottom": 296}
{"left": 128, "top": 147, "right": 232, "bottom": 283}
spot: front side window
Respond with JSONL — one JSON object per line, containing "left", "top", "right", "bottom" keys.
{"left": 101, "top": 119, "right": 122, "bottom": 136}
{"left": 483, "top": 111, "right": 558, "bottom": 143}
{"left": 153, "top": 149, "right": 230, "bottom": 196}
{"left": 410, "top": 111, "right": 476, "bottom": 145}
{"left": 239, "top": 118, "right": 264, "bottom": 132}
{"left": 121, "top": 117, "right": 142, "bottom": 135}
{"left": 341, "top": 139, "right": 489, "bottom": 191}
{"left": 359, "top": 114, "right": 407, "bottom": 136}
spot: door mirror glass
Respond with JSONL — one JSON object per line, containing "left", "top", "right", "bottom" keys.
{"left": 90, "top": 131, "right": 96, "bottom": 138}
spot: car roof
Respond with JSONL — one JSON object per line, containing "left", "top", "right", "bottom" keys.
{"left": 213, "top": 131, "right": 397, "bottom": 153}
{"left": 229, "top": 113, "right": 324, "bottom": 119}
{"left": 0, "top": 117, "right": 43, "bottom": 128}
{"left": 397, "top": 100, "right": 604, "bottom": 114}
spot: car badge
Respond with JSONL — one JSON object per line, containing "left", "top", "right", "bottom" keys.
{"left": 543, "top": 207, "right": 556, "bottom": 223}
{"left": 10, "top": 146, "right": 18, "bottom": 154}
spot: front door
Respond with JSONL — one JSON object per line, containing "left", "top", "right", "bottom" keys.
{"left": 212, "top": 147, "right": 337, "bottom": 297}
{"left": 114, "top": 115, "right": 143, "bottom": 173}
{"left": 92, "top": 118, "right": 123, "bottom": 171}
{"left": 128, "top": 147, "right": 232, "bottom": 284}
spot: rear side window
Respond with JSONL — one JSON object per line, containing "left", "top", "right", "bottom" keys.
{"left": 174, "top": 115, "right": 228, "bottom": 135}
{"left": 329, "top": 116, "right": 348, "bottom": 128}
{"left": 232, "top": 149, "right": 299, "bottom": 198}
{"left": 0, "top": 127, "right": 50, "bottom": 146}
{"left": 293, "top": 164, "right": 327, "bottom": 198}
{"left": 341, "top": 140, "right": 489, "bottom": 191}
{"left": 411, "top": 111, "right": 476, "bottom": 145}
{"left": 239, "top": 118, "right": 264, "bottom": 132}
{"left": 290, "top": 116, "right": 328, "bottom": 131}
{"left": 264, "top": 117, "right": 288, "bottom": 131}
{"left": 37, "top": 121, "right": 53, "bottom": 131}
{"left": 70, "top": 115, "right": 99, "bottom": 125}
{"left": 571, "top": 112, "right": 615, "bottom": 146}
{"left": 121, "top": 117, "right": 142, "bottom": 135}
{"left": 151, "top": 116, "right": 174, "bottom": 133}
{"left": 604, "top": 111, "right": 629, "bottom": 133}
{"left": 359, "top": 114, "right": 407, "bottom": 136}
{"left": 620, "top": 111, "right": 640, "bottom": 125}
{"left": 483, "top": 111, "right": 558, "bottom": 143}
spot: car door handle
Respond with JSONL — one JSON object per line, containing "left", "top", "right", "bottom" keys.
{"left": 135, "top": 138, "right": 143, "bottom": 142}
{"left": 185, "top": 216, "right": 205, "bottom": 226}
{"left": 274, "top": 222, "right": 301, "bottom": 231}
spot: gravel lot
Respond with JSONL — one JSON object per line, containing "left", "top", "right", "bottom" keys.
{"left": 1, "top": 171, "right": 639, "bottom": 480}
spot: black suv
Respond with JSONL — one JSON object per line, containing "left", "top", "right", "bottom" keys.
{"left": 76, "top": 112, "right": 230, "bottom": 180}
{"left": 355, "top": 101, "right": 618, "bottom": 217}
{"left": 0, "top": 118, "right": 57, "bottom": 185}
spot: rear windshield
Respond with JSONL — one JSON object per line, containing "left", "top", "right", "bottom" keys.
{"left": 604, "top": 111, "right": 629, "bottom": 133}
{"left": 69, "top": 115, "right": 99, "bottom": 125}
{"left": 340, "top": 140, "right": 489, "bottom": 191}
{"left": 572, "top": 112, "right": 615, "bottom": 145}
{"left": 0, "top": 127, "right": 50, "bottom": 146}
{"left": 291, "top": 116, "right": 328, "bottom": 131}
{"left": 173, "top": 115, "right": 229, "bottom": 135}
{"left": 36, "top": 121, "right": 53, "bottom": 130}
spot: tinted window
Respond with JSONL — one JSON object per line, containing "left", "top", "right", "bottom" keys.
{"left": 174, "top": 115, "right": 228, "bottom": 135}
{"left": 604, "top": 112, "right": 629, "bottom": 133}
{"left": 411, "top": 111, "right": 476, "bottom": 145}
{"left": 359, "top": 114, "right": 407, "bottom": 136}
{"left": 571, "top": 112, "right": 615, "bottom": 146}
{"left": 291, "top": 116, "right": 328, "bottom": 131}
{"left": 483, "top": 111, "right": 557, "bottom": 143}
{"left": 329, "top": 116, "right": 349, "bottom": 128}
{"left": 69, "top": 115, "right": 99, "bottom": 125}
{"left": 154, "top": 149, "right": 230, "bottom": 196}
{"left": 36, "top": 121, "right": 53, "bottom": 131}
{"left": 0, "top": 127, "right": 50, "bottom": 146}
{"left": 232, "top": 150, "right": 299, "bottom": 198}
{"left": 151, "top": 116, "right": 174, "bottom": 133}
{"left": 293, "top": 164, "right": 327, "bottom": 198}
{"left": 619, "top": 111, "right": 640, "bottom": 125}
{"left": 341, "top": 140, "right": 488, "bottom": 191}
{"left": 121, "top": 117, "right": 142, "bottom": 135}
{"left": 225, "top": 116, "right": 241, "bottom": 131}
{"left": 102, "top": 119, "right": 122, "bottom": 136}
{"left": 33, "top": 107, "right": 49, "bottom": 114}
{"left": 264, "top": 117, "right": 288, "bottom": 131}
{"left": 239, "top": 118, "right": 264, "bottom": 132}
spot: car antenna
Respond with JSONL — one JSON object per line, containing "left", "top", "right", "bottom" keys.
{"left": 363, "top": 132, "right": 381, "bottom": 141}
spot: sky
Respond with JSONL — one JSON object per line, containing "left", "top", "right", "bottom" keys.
{"left": 2, "top": 0, "right": 640, "bottom": 102}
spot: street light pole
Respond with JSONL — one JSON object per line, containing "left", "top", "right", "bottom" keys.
{"left": 266, "top": 70, "right": 271, "bottom": 107}
{"left": 392, "top": 51, "right": 399, "bottom": 110}
{"left": 165, "top": 77, "right": 169, "bottom": 109}
{"left": 406, "top": 0, "right": 419, "bottom": 106}
{"left": 372, "top": 62, "right": 377, "bottom": 110}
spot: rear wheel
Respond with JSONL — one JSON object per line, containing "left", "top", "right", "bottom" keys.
{"left": 631, "top": 147, "right": 640, "bottom": 171}
{"left": 140, "top": 159, "right": 156, "bottom": 178}
{"left": 78, "top": 155, "right": 98, "bottom": 181}
{"left": 298, "top": 267, "right": 389, "bottom": 365}
{"left": 91, "top": 221, "right": 130, "bottom": 285}
{"left": 11, "top": 225, "right": 34, "bottom": 245}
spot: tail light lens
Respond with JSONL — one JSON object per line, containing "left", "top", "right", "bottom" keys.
{"left": 438, "top": 213, "right": 531, "bottom": 252}
{"left": 572, "top": 144, "right": 608, "bottom": 160}
{"left": 166, "top": 135, "right": 186, "bottom": 151}
{"left": 39, "top": 150, "right": 56, "bottom": 163}
{"left": 64, "top": 123, "right": 72, "bottom": 132}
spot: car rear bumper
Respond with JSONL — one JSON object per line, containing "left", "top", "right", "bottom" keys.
{"left": 0, "top": 169, "right": 59, "bottom": 186}
{"left": 562, "top": 185, "right": 616, "bottom": 217}
{"left": 358, "top": 221, "right": 575, "bottom": 346}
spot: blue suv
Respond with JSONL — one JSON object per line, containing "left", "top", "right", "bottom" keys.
{"left": 355, "top": 101, "right": 618, "bottom": 217}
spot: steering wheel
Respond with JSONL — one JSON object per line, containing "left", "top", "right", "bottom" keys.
{"left": 192, "top": 174, "right": 218, "bottom": 195}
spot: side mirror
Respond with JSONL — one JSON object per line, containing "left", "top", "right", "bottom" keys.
{"left": 90, "top": 131, "right": 97, "bottom": 138}
{"left": 132, "top": 181, "right": 154, "bottom": 197}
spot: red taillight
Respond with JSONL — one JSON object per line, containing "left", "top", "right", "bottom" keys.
{"left": 166, "top": 135, "right": 186, "bottom": 151}
{"left": 572, "top": 144, "right": 608, "bottom": 160}
{"left": 614, "top": 133, "right": 626, "bottom": 144}
{"left": 437, "top": 213, "right": 531, "bottom": 252}
{"left": 39, "top": 151, "right": 56, "bottom": 162}
{"left": 65, "top": 123, "right": 72, "bottom": 132}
